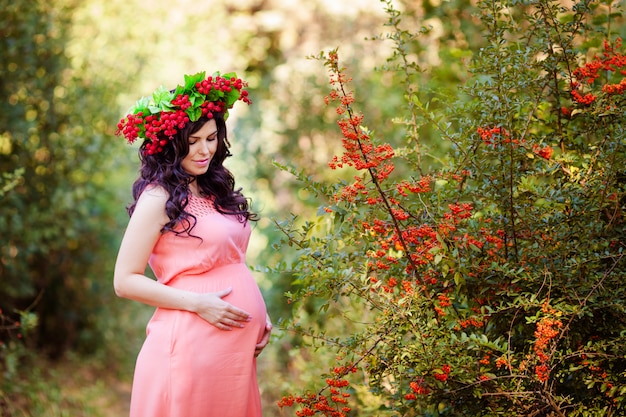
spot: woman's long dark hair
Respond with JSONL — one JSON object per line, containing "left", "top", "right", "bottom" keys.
{"left": 127, "top": 113, "right": 257, "bottom": 235}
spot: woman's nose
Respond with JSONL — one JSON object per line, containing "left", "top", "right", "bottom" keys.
{"left": 199, "top": 140, "right": 210, "bottom": 154}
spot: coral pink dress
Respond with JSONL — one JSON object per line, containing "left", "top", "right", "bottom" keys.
{"left": 129, "top": 194, "right": 266, "bottom": 417}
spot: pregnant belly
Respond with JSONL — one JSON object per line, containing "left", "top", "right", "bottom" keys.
{"left": 152, "top": 263, "right": 267, "bottom": 343}
{"left": 167, "top": 263, "right": 265, "bottom": 312}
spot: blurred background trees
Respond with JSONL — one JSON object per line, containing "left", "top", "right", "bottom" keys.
{"left": 1, "top": 0, "right": 624, "bottom": 415}
{"left": 0, "top": 0, "right": 129, "bottom": 358}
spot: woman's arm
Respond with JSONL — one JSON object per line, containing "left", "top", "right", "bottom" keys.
{"left": 113, "top": 186, "right": 251, "bottom": 331}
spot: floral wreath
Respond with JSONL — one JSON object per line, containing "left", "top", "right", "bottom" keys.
{"left": 116, "top": 71, "right": 251, "bottom": 155}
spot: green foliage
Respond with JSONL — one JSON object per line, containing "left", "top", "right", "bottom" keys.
{"left": 0, "top": 353, "right": 126, "bottom": 417}
{"left": 0, "top": 5, "right": 140, "bottom": 415}
{"left": 0, "top": 0, "right": 128, "bottom": 356}
{"left": 0, "top": 169, "right": 23, "bottom": 197}
{"left": 274, "top": 0, "right": 625, "bottom": 415}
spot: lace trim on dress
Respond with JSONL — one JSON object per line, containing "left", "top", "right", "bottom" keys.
{"left": 187, "top": 194, "right": 217, "bottom": 216}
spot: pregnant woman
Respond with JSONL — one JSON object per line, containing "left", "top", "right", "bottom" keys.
{"left": 114, "top": 71, "right": 271, "bottom": 417}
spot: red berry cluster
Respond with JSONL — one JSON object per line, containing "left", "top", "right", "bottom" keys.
{"left": 142, "top": 110, "right": 190, "bottom": 155}
{"left": 277, "top": 365, "right": 355, "bottom": 417}
{"left": 477, "top": 126, "right": 506, "bottom": 146}
{"left": 200, "top": 101, "right": 223, "bottom": 119}
{"left": 570, "top": 88, "right": 597, "bottom": 105}
{"left": 434, "top": 364, "right": 452, "bottom": 382}
{"left": 570, "top": 38, "right": 626, "bottom": 106}
{"left": 196, "top": 75, "right": 234, "bottom": 94}
{"left": 171, "top": 94, "right": 191, "bottom": 110}
{"left": 240, "top": 89, "right": 251, "bottom": 104}
{"left": 532, "top": 302, "right": 563, "bottom": 383}
{"left": 195, "top": 75, "right": 251, "bottom": 104}
{"left": 324, "top": 51, "right": 395, "bottom": 190}
{"left": 532, "top": 143, "right": 554, "bottom": 160}
{"left": 404, "top": 377, "right": 430, "bottom": 400}
{"left": 116, "top": 112, "right": 144, "bottom": 144}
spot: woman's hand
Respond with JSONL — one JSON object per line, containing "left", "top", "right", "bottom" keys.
{"left": 254, "top": 314, "right": 273, "bottom": 357}
{"left": 194, "top": 287, "right": 252, "bottom": 331}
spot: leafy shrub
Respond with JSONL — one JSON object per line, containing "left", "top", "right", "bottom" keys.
{"left": 275, "top": 0, "right": 625, "bottom": 415}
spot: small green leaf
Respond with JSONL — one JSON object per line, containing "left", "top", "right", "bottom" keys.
{"left": 184, "top": 71, "right": 205, "bottom": 90}
{"left": 152, "top": 85, "right": 173, "bottom": 107}
{"left": 187, "top": 106, "right": 202, "bottom": 121}
{"left": 454, "top": 271, "right": 465, "bottom": 286}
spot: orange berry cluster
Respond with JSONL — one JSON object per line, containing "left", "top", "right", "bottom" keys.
{"left": 532, "top": 302, "right": 563, "bottom": 383}
{"left": 277, "top": 366, "right": 355, "bottom": 417}
{"left": 404, "top": 377, "right": 431, "bottom": 400}
{"left": 570, "top": 38, "right": 626, "bottom": 106}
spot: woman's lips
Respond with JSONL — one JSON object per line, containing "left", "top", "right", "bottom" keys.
{"left": 195, "top": 159, "right": 209, "bottom": 167}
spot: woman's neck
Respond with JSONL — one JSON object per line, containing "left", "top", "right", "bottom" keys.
{"left": 188, "top": 180, "right": 200, "bottom": 197}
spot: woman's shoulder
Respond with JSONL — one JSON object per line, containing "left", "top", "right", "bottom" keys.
{"left": 133, "top": 184, "right": 169, "bottom": 221}
{"left": 140, "top": 184, "right": 169, "bottom": 200}
{"left": 122, "top": 183, "right": 170, "bottom": 234}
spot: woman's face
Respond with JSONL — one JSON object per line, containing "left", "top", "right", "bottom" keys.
{"left": 181, "top": 119, "right": 218, "bottom": 177}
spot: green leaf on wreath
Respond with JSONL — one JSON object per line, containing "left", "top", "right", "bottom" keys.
{"left": 152, "top": 85, "right": 173, "bottom": 110}
{"left": 184, "top": 71, "right": 205, "bottom": 90}
{"left": 187, "top": 106, "right": 202, "bottom": 122}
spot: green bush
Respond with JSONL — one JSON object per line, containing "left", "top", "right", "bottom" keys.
{"left": 275, "top": 0, "right": 625, "bottom": 415}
